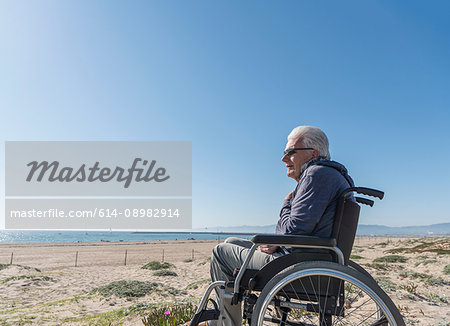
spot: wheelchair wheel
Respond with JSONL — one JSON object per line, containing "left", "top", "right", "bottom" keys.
{"left": 251, "top": 261, "right": 405, "bottom": 326}
{"left": 348, "top": 259, "right": 377, "bottom": 283}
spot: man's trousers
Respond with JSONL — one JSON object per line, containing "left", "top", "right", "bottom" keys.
{"left": 210, "top": 237, "right": 283, "bottom": 326}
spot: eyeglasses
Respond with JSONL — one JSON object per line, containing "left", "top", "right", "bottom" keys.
{"left": 283, "top": 148, "right": 314, "bottom": 156}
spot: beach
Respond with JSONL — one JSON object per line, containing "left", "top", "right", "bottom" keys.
{"left": 1, "top": 236, "right": 449, "bottom": 325}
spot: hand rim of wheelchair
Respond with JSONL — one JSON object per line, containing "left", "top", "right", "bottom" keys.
{"left": 251, "top": 261, "right": 405, "bottom": 326}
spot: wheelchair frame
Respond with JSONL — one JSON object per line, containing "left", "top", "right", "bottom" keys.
{"left": 190, "top": 187, "right": 406, "bottom": 326}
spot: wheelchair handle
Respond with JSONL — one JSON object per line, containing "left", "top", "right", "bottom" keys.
{"left": 344, "top": 187, "right": 384, "bottom": 200}
{"left": 355, "top": 197, "right": 374, "bottom": 207}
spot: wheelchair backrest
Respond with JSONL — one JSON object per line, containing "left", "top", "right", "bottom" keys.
{"left": 331, "top": 195, "right": 361, "bottom": 265}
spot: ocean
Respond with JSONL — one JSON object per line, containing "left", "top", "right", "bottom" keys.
{"left": 0, "top": 230, "right": 254, "bottom": 243}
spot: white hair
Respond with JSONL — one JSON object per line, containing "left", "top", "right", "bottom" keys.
{"left": 288, "top": 125, "right": 331, "bottom": 160}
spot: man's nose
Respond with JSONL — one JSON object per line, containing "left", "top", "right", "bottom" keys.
{"left": 281, "top": 154, "right": 288, "bottom": 162}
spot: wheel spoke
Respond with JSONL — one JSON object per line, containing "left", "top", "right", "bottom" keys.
{"left": 285, "top": 282, "right": 316, "bottom": 326}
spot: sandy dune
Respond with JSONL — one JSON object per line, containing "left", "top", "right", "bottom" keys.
{"left": 0, "top": 236, "right": 449, "bottom": 325}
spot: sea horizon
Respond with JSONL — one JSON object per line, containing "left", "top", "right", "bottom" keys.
{"left": 0, "top": 230, "right": 255, "bottom": 244}
{"left": 2, "top": 221, "right": 449, "bottom": 243}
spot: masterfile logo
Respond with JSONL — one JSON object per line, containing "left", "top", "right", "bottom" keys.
{"left": 26, "top": 158, "right": 170, "bottom": 188}
{"left": 6, "top": 141, "right": 191, "bottom": 196}
{"left": 5, "top": 141, "right": 192, "bottom": 230}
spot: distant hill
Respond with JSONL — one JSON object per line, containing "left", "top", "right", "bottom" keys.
{"left": 356, "top": 223, "right": 450, "bottom": 236}
{"left": 205, "top": 223, "right": 450, "bottom": 236}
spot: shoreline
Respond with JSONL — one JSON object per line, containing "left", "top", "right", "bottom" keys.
{"left": 0, "top": 239, "right": 217, "bottom": 248}
{"left": 1, "top": 233, "right": 443, "bottom": 244}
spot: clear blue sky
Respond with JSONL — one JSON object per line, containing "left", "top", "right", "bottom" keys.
{"left": 1, "top": 1, "right": 449, "bottom": 229}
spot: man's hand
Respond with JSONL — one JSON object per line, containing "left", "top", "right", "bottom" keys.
{"left": 258, "top": 245, "right": 279, "bottom": 254}
{"left": 285, "top": 190, "right": 295, "bottom": 200}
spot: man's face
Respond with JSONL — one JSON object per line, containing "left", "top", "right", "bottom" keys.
{"left": 282, "top": 137, "right": 318, "bottom": 181}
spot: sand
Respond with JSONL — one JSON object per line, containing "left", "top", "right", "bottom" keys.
{"left": 0, "top": 236, "right": 449, "bottom": 325}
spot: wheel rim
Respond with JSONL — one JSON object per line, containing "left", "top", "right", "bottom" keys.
{"left": 256, "top": 268, "right": 397, "bottom": 326}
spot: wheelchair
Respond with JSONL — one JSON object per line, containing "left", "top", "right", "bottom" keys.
{"left": 190, "top": 187, "right": 406, "bottom": 326}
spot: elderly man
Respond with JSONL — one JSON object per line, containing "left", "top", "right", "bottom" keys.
{"left": 204, "top": 126, "right": 353, "bottom": 326}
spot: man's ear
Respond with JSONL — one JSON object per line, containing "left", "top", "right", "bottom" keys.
{"left": 312, "top": 150, "right": 320, "bottom": 158}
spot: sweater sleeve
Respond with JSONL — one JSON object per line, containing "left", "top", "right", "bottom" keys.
{"left": 276, "top": 169, "right": 334, "bottom": 235}
{"left": 276, "top": 198, "right": 291, "bottom": 234}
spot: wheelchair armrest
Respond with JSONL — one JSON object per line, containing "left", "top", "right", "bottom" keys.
{"left": 251, "top": 234, "right": 337, "bottom": 248}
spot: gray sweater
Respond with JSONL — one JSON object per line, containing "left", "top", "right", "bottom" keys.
{"left": 276, "top": 159, "right": 354, "bottom": 238}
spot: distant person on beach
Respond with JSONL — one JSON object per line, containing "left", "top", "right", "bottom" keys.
{"left": 206, "top": 125, "right": 354, "bottom": 326}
